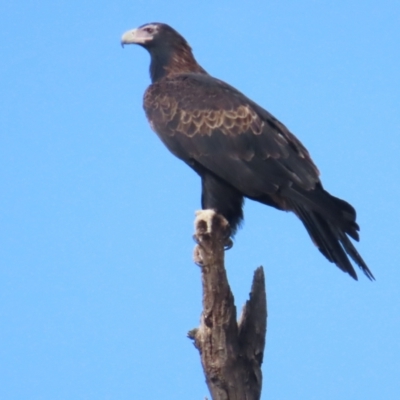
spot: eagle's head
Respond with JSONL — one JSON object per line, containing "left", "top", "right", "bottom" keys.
{"left": 121, "top": 23, "right": 189, "bottom": 51}
{"left": 121, "top": 23, "right": 206, "bottom": 82}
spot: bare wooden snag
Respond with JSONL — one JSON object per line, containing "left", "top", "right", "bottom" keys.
{"left": 188, "top": 210, "right": 267, "bottom": 400}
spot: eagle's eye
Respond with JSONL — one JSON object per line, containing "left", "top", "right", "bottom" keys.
{"left": 143, "top": 27, "right": 155, "bottom": 34}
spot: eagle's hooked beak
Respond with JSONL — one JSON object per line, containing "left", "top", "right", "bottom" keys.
{"left": 121, "top": 29, "right": 137, "bottom": 47}
{"left": 121, "top": 28, "right": 149, "bottom": 47}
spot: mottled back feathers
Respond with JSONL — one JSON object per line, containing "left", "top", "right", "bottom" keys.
{"left": 144, "top": 74, "right": 320, "bottom": 195}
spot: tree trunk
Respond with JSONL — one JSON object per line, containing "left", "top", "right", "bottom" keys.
{"left": 188, "top": 210, "right": 267, "bottom": 400}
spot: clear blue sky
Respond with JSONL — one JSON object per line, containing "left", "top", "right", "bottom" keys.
{"left": 1, "top": 1, "right": 399, "bottom": 399}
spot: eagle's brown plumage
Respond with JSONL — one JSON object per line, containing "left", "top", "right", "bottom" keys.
{"left": 121, "top": 22, "right": 374, "bottom": 280}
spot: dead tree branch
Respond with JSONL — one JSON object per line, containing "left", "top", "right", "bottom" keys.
{"left": 188, "top": 210, "right": 267, "bottom": 400}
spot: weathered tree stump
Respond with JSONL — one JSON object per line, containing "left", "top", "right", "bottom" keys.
{"left": 188, "top": 210, "right": 267, "bottom": 400}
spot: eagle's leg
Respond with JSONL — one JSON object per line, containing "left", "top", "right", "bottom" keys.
{"left": 200, "top": 172, "right": 244, "bottom": 239}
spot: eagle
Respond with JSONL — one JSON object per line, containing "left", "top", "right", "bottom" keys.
{"left": 121, "top": 22, "right": 374, "bottom": 281}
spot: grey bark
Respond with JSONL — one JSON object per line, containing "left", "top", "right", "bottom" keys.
{"left": 188, "top": 210, "right": 267, "bottom": 400}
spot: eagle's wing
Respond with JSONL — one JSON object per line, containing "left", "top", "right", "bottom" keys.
{"left": 144, "top": 73, "right": 320, "bottom": 199}
{"left": 144, "top": 73, "right": 374, "bottom": 281}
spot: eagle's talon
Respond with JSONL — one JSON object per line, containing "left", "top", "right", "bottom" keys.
{"left": 224, "top": 238, "right": 233, "bottom": 251}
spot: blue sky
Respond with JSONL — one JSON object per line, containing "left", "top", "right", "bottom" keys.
{"left": 1, "top": 1, "right": 399, "bottom": 399}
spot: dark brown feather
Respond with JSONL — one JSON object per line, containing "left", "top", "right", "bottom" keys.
{"left": 144, "top": 74, "right": 320, "bottom": 196}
